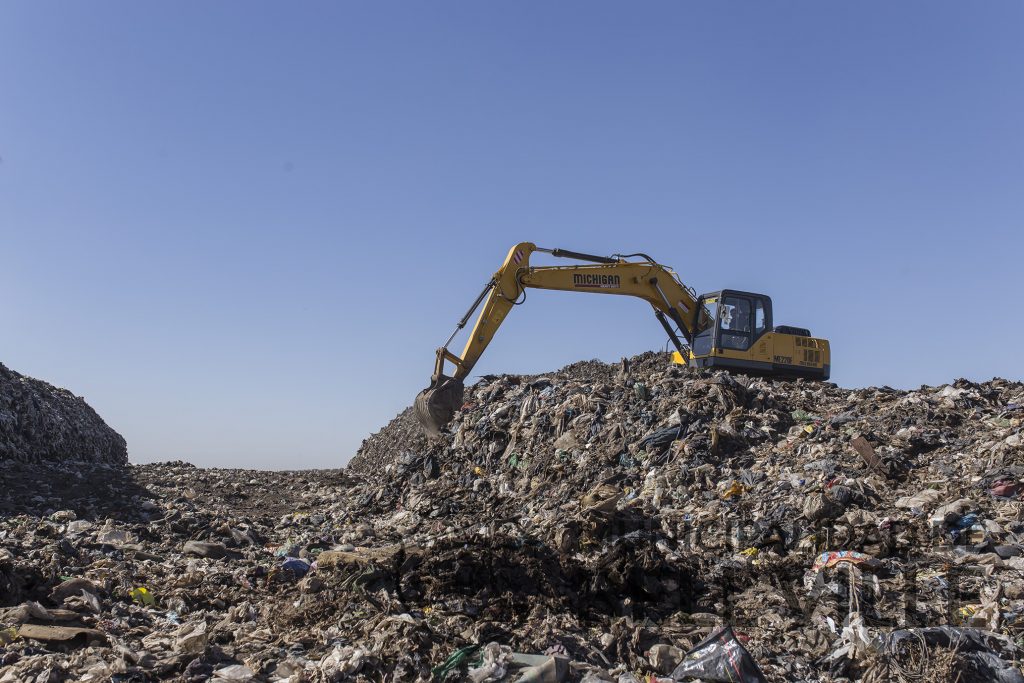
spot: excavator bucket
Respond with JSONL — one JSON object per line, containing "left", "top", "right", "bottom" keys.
{"left": 414, "top": 375, "right": 465, "bottom": 436}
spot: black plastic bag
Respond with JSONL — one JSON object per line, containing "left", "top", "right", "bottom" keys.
{"left": 671, "top": 625, "right": 766, "bottom": 682}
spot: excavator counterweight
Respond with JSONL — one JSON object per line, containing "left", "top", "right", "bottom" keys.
{"left": 415, "top": 243, "right": 830, "bottom": 434}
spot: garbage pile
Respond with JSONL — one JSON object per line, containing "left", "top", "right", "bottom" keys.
{"left": 2, "top": 351, "right": 1023, "bottom": 682}
{"left": 0, "top": 362, "right": 127, "bottom": 465}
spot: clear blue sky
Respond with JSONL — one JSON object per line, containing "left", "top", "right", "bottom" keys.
{"left": 3, "top": 2, "right": 1022, "bottom": 469}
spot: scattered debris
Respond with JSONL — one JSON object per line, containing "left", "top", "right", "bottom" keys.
{"left": 1, "top": 351, "right": 1022, "bottom": 681}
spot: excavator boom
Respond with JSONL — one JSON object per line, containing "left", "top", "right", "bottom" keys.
{"left": 415, "top": 242, "right": 708, "bottom": 434}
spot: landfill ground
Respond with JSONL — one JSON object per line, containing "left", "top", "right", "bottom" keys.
{"left": 2, "top": 352, "right": 1024, "bottom": 682}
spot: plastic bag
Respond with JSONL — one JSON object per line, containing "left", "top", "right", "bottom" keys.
{"left": 671, "top": 626, "right": 766, "bottom": 683}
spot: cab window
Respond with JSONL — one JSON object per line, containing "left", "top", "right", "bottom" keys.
{"left": 755, "top": 300, "right": 766, "bottom": 336}
{"left": 691, "top": 298, "right": 717, "bottom": 356}
{"left": 720, "top": 296, "right": 752, "bottom": 350}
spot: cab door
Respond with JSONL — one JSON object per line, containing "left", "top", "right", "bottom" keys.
{"left": 717, "top": 293, "right": 773, "bottom": 362}
{"left": 718, "top": 294, "right": 754, "bottom": 353}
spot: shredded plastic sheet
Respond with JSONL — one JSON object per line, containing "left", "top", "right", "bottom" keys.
{"left": 811, "top": 550, "right": 877, "bottom": 572}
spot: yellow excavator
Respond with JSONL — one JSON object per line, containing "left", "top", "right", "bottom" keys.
{"left": 415, "top": 242, "right": 830, "bottom": 434}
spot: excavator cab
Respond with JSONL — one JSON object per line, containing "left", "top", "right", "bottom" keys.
{"left": 682, "top": 290, "right": 830, "bottom": 380}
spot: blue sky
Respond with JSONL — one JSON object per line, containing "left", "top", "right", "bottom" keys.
{"left": 3, "top": 2, "right": 1022, "bottom": 468}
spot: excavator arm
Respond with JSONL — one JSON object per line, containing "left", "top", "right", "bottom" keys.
{"left": 415, "top": 242, "right": 710, "bottom": 434}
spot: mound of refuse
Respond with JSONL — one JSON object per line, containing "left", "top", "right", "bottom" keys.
{"left": 343, "top": 351, "right": 1024, "bottom": 681}
{"left": 2, "top": 351, "right": 1024, "bottom": 682}
{"left": 0, "top": 362, "right": 127, "bottom": 465}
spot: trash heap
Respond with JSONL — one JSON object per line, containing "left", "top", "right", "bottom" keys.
{"left": 0, "top": 362, "right": 127, "bottom": 465}
{"left": 349, "top": 352, "right": 1024, "bottom": 682}
{"left": 1, "top": 351, "right": 1023, "bottom": 682}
